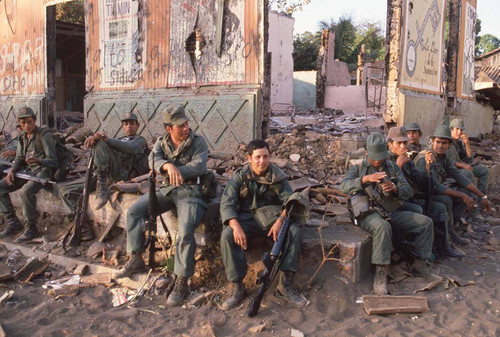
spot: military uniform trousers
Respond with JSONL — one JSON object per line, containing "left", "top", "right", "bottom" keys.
{"left": 57, "top": 176, "right": 97, "bottom": 216}
{"left": 414, "top": 197, "right": 450, "bottom": 244}
{"left": 359, "top": 210, "right": 433, "bottom": 265}
{"left": 459, "top": 165, "right": 488, "bottom": 195}
{"left": 126, "top": 186, "right": 206, "bottom": 278}
{"left": 0, "top": 170, "right": 52, "bottom": 221}
{"left": 220, "top": 216, "right": 302, "bottom": 282}
{"left": 94, "top": 141, "right": 129, "bottom": 182}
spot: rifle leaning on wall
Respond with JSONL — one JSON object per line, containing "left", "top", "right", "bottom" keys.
{"left": 63, "top": 150, "right": 95, "bottom": 251}
{"left": 246, "top": 203, "right": 295, "bottom": 318}
{"left": 144, "top": 153, "right": 172, "bottom": 269}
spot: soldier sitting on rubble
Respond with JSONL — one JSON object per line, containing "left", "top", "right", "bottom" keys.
{"left": 414, "top": 124, "right": 492, "bottom": 248}
{"left": 406, "top": 122, "right": 424, "bottom": 157}
{"left": 386, "top": 126, "right": 473, "bottom": 259}
{"left": 219, "top": 139, "right": 309, "bottom": 310}
{"left": 0, "top": 123, "right": 22, "bottom": 174}
{"left": 340, "top": 132, "right": 434, "bottom": 295}
{"left": 448, "top": 118, "right": 489, "bottom": 224}
{"left": 59, "top": 112, "right": 149, "bottom": 240}
{"left": 0, "top": 108, "right": 59, "bottom": 242}
{"left": 112, "top": 105, "right": 209, "bottom": 308}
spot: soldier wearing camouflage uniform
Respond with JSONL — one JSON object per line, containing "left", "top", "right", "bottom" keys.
{"left": 219, "top": 139, "right": 309, "bottom": 310}
{"left": 386, "top": 126, "right": 470, "bottom": 258}
{"left": 414, "top": 124, "right": 491, "bottom": 248}
{"left": 340, "top": 133, "right": 434, "bottom": 295}
{"left": 112, "top": 105, "right": 209, "bottom": 308}
{"left": 0, "top": 108, "right": 59, "bottom": 242}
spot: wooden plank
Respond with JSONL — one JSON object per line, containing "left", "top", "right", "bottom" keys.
{"left": 362, "top": 295, "right": 430, "bottom": 315}
{"left": 13, "top": 257, "right": 50, "bottom": 283}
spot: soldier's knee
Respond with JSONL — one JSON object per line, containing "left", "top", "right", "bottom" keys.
{"left": 220, "top": 226, "right": 234, "bottom": 244}
{"left": 371, "top": 220, "right": 391, "bottom": 236}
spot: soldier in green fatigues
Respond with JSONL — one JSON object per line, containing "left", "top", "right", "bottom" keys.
{"left": 414, "top": 124, "right": 492, "bottom": 247}
{"left": 219, "top": 139, "right": 309, "bottom": 310}
{"left": 406, "top": 122, "right": 424, "bottom": 155}
{"left": 58, "top": 112, "right": 149, "bottom": 240}
{"left": 386, "top": 126, "right": 470, "bottom": 258}
{"left": 448, "top": 118, "right": 489, "bottom": 223}
{"left": 0, "top": 107, "right": 59, "bottom": 242}
{"left": 340, "top": 133, "right": 434, "bottom": 295}
{"left": 112, "top": 105, "right": 208, "bottom": 308}
{"left": 0, "top": 124, "right": 22, "bottom": 174}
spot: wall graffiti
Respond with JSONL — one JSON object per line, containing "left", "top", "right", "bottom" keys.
{"left": 457, "top": 0, "right": 477, "bottom": 99}
{"left": 0, "top": 37, "right": 45, "bottom": 95}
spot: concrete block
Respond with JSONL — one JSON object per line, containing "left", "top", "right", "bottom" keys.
{"left": 488, "top": 164, "right": 500, "bottom": 185}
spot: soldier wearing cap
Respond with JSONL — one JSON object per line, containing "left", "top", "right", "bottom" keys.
{"left": 406, "top": 122, "right": 424, "bottom": 154}
{"left": 414, "top": 123, "right": 491, "bottom": 249}
{"left": 219, "top": 139, "right": 310, "bottom": 310}
{"left": 0, "top": 107, "right": 59, "bottom": 242}
{"left": 386, "top": 126, "right": 467, "bottom": 258}
{"left": 112, "top": 105, "right": 209, "bottom": 308}
{"left": 340, "top": 132, "right": 434, "bottom": 295}
{"left": 448, "top": 118, "right": 489, "bottom": 223}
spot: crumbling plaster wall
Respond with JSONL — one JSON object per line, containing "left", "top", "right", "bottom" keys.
{"left": 268, "top": 11, "right": 294, "bottom": 108}
{"left": 293, "top": 71, "right": 316, "bottom": 109}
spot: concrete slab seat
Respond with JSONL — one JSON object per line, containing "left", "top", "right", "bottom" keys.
{"left": 8, "top": 183, "right": 222, "bottom": 246}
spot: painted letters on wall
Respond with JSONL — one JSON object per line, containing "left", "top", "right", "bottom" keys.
{"left": 457, "top": 0, "right": 477, "bottom": 99}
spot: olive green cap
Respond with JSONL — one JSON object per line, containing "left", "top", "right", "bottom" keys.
{"left": 17, "top": 107, "right": 36, "bottom": 119}
{"left": 387, "top": 126, "right": 410, "bottom": 142}
{"left": 406, "top": 122, "right": 421, "bottom": 131}
{"left": 162, "top": 105, "right": 189, "bottom": 125}
{"left": 432, "top": 124, "right": 452, "bottom": 140}
{"left": 121, "top": 112, "right": 139, "bottom": 122}
{"left": 366, "top": 132, "right": 388, "bottom": 161}
{"left": 450, "top": 118, "right": 466, "bottom": 130}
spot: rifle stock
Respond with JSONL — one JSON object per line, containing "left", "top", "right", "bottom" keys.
{"left": 246, "top": 204, "right": 295, "bottom": 318}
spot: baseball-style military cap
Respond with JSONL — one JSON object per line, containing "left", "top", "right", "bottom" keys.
{"left": 406, "top": 122, "right": 421, "bottom": 131}
{"left": 18, "top": 107, "right": 36, "bottom": 119}
{"left": 387, "top": 126, "right": 410, "bottom": 142}
{"left": 162, "top": 105, "right": 189, "bottom": 125}
{"left": 366, "top": 132, "right": 388, "bottom": 161}
{"left": 121, "top": 112, "right": 138, "bottom": 122}
{"left": 432, "top": 124, "right": 452, "bottom": 140}
{"left": 450, "top": 118, "right": 466, "bottom": 130}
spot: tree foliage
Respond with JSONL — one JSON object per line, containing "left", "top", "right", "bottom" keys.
{"left": 293, "top": 31, "right": 321, "bottom": 71}
{"left": 56, "top": 0, "right": 85, "bottom": 25}
{"left": 270, "top": 0, "right": 311, "bottom": 14}
{"left": 476, "top": 34, "right": 500, "bottom": 56}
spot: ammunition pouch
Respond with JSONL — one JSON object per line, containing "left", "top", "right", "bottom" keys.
{"left": 349, "top": 193, "right": 373, "bottom": 221}
{"left": 252, "top": 205, "right": 282, "bottom": 230}
{"left": 365, "top": 184, "right": 403, "bottom": 213}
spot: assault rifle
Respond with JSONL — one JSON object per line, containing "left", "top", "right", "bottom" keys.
{"left": 2, "top": 168, "right": 55, "bottom": 186}
{"left": 246, "top": 203, "right": 295, "bottom": 318}
{"left": 63, "top": 150, "right": 94, "bottom": 251}
{"left": 144, "top": 153, "right": 172, "bottom": 268}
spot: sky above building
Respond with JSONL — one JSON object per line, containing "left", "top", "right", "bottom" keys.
{"left": 292, "top": 0, "right": 499, "bottom": 37}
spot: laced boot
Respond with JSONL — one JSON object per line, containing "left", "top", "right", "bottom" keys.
{"left": 276, "top": 271, "right": 307, "bottom": 307}
{"left": 0, "top": 213, "right": 22, "bottom": 238}
{"left": 15, "top": 220, "right": 40, "bottom": 243}
{"left": 221, "top": 280, "right": 247, "bottom": 311}
{"left": 95, "top": 170, "right": 110, "bottom": 210}
{"left": 450, "top": 225, "right": 470, "bottom": 246}
{"left": 166, "top": 276, "right": 189, "bottom": 307}
{"left": 111, "top": 252, "right": 146, "bottom": 279}
{"left": 373, "top": 265, "right": 388, "bottom": 295}
{"left": 444, "top": 244, "right": 466, "bottom": 258}
{"left": 470, "top": 208, "right": 485, "bottom": 224}
{"left": 410, "top": 259, "right": 433, "bottom": 280}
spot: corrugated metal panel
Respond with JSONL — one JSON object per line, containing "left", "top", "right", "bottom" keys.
{"left": 86, "top": 0, "right": 264, "bottom": 92}
{"left": 0, "top": 0, "right": 46, "bottom": 95}
{"left": 475, "top": 66, "right": 500, "bottom": 85}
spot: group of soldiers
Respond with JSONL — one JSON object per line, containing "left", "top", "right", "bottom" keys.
{"left": 341, "top": 120, "right": 491, "bottom": 294}
{"left": 0, "top": 106, "right": 493, "bottom": 306}
{"left": 0, "top": 105, "right": 308, "bottom": 309}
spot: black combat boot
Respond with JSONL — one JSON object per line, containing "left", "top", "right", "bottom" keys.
{"left": 166, "top": 276, "right": 190, "bottom": 307}
{"left": 221, "top": 280, "right": 247, "bottom": 311}
{"left": 373, "top": 265, "right": 388, "bottom": 295}
{"left": 410, "top": 259, "right": 435, "bottom": 280}
{"left": 450, "top": 225, "right": 470, "bottom": 245}
{"left": 0, "top": 213, "right": 22, "bottom": 238}
{"left": 111, "top": 252, "right": 146, "bottom": 279}
{"left": 95, "top": 170, "right": 110, "bottom": 210}
{"left": 15, "top": 220, "right": 39, "bottom": 243}
{"left": 276, "top": 271, "right": 307, "bottom": 307}
{"left": 444, "top": 244, "right": 466, "bottom": 258}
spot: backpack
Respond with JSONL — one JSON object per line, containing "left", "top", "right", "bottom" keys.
{"left": 35, "top": 127, "right": 75, "bottom": 181}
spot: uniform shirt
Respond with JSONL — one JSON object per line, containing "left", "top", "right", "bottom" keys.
{"left": 107, "top": 135, "right": 149, "bottom": 177}
{"left": 408, "top": 142, "right": 423, "bottom": 152}
{"left": 447, "top": 139, "right": 472, "bottom": 164}
{"left": 414, "top": 150, "right": 472, "bottom": 195}
{"left": 340, "top": 157, "right": 412, "bottom": 201}
{"left": 220, "top": 163, "right": 292, "bottom": 225}
{"left": 387, "top": 151, "right": 429, "bottom": 195}
{"left": 13, "top": 127, "right": 58, "bottom": 172}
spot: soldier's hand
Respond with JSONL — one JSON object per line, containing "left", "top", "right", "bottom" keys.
{"left": 461, "top": 194, "right": 475, "bottom": 211}
{"left": 362, "top": 172, "right": 386, "bottom": 184}
{"left": 268, "top": 217, "right": 284, "bottom": 241}
{"left": 229, "top": 219, "right": 247, "bottom": 250}
{"left": 396, "top": 154, "right": 410, "bottom": 168}
{"left": 162, "top": 163, "right": 183, "bottom": 186}
{"left": 425, "top": 151, "right": 435, "bottom": 164}
{"left": 482, "top": 198, "right": 492, "bottom": 214}
{"left": 460, "top": 134, "right": 469, "bottom": 145}
{"left": 25, "top": 158, "right": 41, "bottom": 165}
{"left": 6, "top": 169, "right": 15, "bottom": 185}
{"left": 380, "top": 180, "right": 396, "bottom": 193}
{"left": 1, "top": 150, "right": 15, "bottom": 158}
{"left": 84, "top": 136, "right": 96, "bottom": 148}
{"left": 462, "top": 163, "right": 473, "bottom": 172}
{"left": 95, "top": 132, "right": 108, "bottom": 142}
